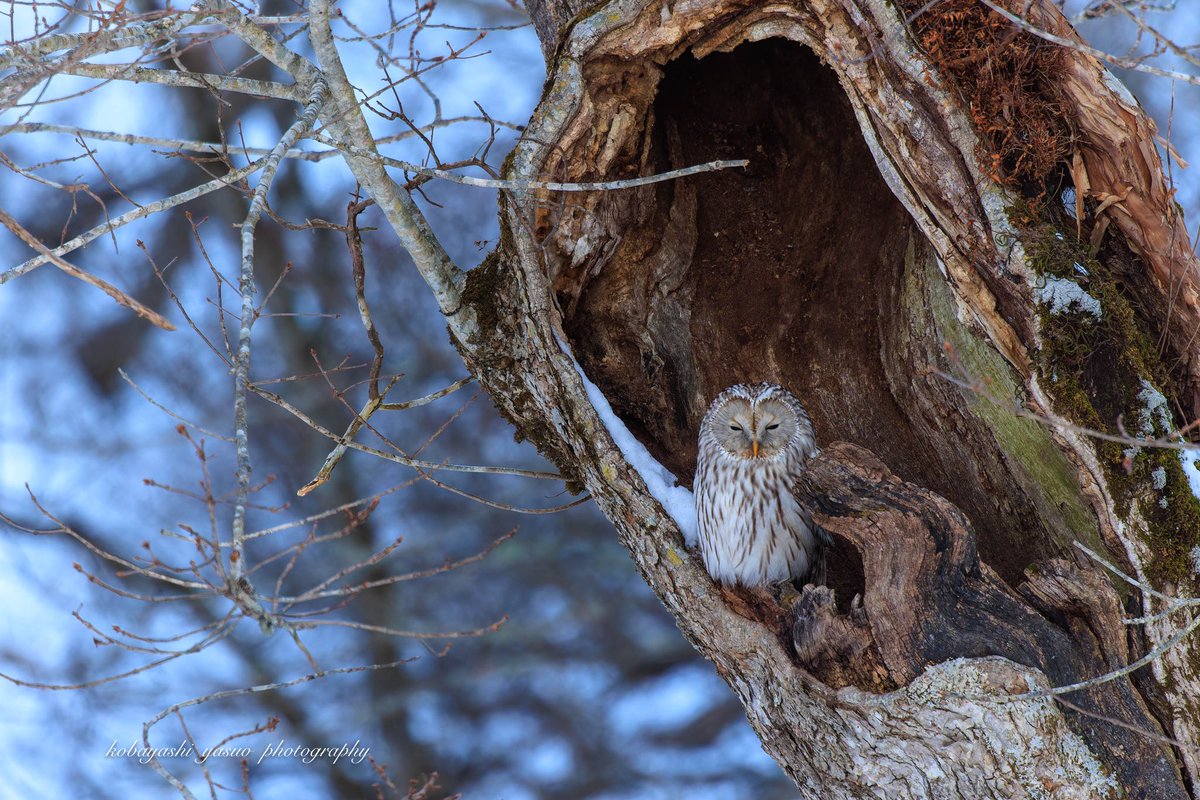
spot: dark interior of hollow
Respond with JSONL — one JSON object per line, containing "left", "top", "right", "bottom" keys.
{"left": 562, "top": 40, "right": 1034, "bottom": 592}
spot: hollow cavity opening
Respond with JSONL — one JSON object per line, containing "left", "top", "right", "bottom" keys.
{"left": 563, "top": 39, "right": 1047, "bottom": 587}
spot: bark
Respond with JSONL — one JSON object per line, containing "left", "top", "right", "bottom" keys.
{"left": 451, "top": 0, "right": 1200, "bottom": 796}
{"left": 796, "top": 443, "right": 1180, "bottom": 795}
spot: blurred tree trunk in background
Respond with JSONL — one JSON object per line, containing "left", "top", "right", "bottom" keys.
{"left": 455, "top": 0, "right": 1200, "bottom": 796}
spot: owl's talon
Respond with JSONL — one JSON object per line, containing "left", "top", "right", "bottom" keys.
{"left": 775, "top": 581, "right": 802, "bottom": 608}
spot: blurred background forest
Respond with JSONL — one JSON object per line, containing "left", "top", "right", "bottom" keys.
{"left": 1, "top": 1, "right": 1198, "bottom": 798}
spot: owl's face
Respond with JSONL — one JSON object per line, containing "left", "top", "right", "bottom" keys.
{"left": 706, "top": 393, "right": 803, "bottom": 461}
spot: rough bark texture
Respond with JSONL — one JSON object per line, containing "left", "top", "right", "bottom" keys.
{"left": 452, "top": 0, "right": 1200, "bottom": 796}
{"left": 797, "top": 443, "right": 1181, "bottom": 796}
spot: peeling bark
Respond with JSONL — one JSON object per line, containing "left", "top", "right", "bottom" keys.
{"left": 1028, "top": 4, "right": 1200, "bottom": 415}
{"left": 452, "top": 0, "right": 1200, "bottom": 795}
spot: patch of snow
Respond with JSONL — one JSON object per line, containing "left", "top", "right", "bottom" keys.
{"left": 1136, "top": 380, "right": 1200, "bottom": 503}
{"left": 1191, "top": 546, "right": 1200, "bottom": 576}
{"left": 1102, "top": 68, "right": 1139, "bottom": 109}
{"left": 561, "top": 341, "right": 699, "bottom": 545}
{"left": 1178, "top": 451, "right": 1200, "bottom": 502}
{"left": 1037, "top": 277, "right": 1102, "bottom": 317}
{"left": 1061, "top": 187, "right": 1077, "bottom": 218}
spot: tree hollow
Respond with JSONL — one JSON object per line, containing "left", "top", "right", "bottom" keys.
{"left": 558, "top": 39, "right": 1072, "bottom": 588}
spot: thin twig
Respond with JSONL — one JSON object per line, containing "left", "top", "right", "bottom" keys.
{"left": 377, "top": 154, "right": 750, "bottom": 192}
{"left": 290, "top": 616, "right": 508, "bottom": 639}
{"left": 935, "top": 367, "right": 1200, "bottom": 453}
{"left": 118, "top": 369, "right": 235, "bottom": 442}
{"left": 141, "top": 657, "right": 414, "bottom": 797}
{"left": 977, "top": 0, "right": 1200, "bottom": 86}
{"left": 1, "top": 158, "right": 268, "bottom": 284}
{"left": 378, "top": 376, "right": 474, "bottom": 410}
{"left": 230, "top": 77, "right": 329, "bottom": 581}
{"left": 252, "top": 383, "right": 563, "bottom": 480}
{"left": 992, "top": 541, "right": 1200, "bottom": 702}
{"left": 281, "top": 529, "right": 515, "bottom": 603}
{"left": 0, "top": 207, "right": 175, "bottom": 329}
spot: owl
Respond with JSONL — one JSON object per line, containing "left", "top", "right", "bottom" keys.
{"left": 694, "top": 383, "right": 827, "bottom": 587}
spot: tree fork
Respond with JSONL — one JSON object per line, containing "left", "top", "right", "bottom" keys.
{"left": 456, "top": 0, "right": 1200, "bottom": 795}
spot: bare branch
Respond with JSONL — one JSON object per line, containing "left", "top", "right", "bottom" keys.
{"left": 0, "top": 8, "right": 207, "bottom": 108}
{"left": 230, "top": 76, "right": 329, "bottom": 580}
{"left": 2, "top": 115, "right": 521, "bottom": 160}
{"left": 0, "top": 207, "right": 175, "bottom": 328}
{"left": 118, "top": 368, "right": 236, "bottom": 443}
{"left": 378, "top": 376, "right": 475, "bottom": 410}
{"left": 976, "top": 0, "right": 1200, "bottom": 86}
{"left": 307, "top": 0, "right": 473, "bottom": 340}
{"left": 59, "top": 62, "right": 303, "bottom": 100}
{"left": 250, "top": 383, "right": 564, "bottom": 480}
{"left": 0, "top": 9, "right": 203, "bottom": 70}
{"left": 379, "top": 154, "right": 750, "bottom": 192}
{"left": 1, "top": 158, "right": 267, "bottom": 284}
{"left": 141, "top": 658, "right": 415, "bottom": 797}
{"left": 291, "top": 616, "right": 508, "bottom": 640}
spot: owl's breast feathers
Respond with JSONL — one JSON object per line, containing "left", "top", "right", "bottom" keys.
{"left": 694, "top": 446, "right": 820, "bottom": 587}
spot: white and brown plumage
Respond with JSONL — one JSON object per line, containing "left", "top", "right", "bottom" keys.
{"left": 694, "top": 383, "right": 827, "bottom": 587}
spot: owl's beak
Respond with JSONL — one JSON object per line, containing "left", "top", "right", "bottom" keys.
{"left": 751, "top": 438, "right": 759, "bottom": 458}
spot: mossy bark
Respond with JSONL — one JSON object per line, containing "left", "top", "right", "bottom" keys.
{"left": 454, "top": 0, "right": 1200, "bottom": 795}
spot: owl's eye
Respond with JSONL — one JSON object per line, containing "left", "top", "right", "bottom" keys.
{"left": 766, "top": 423, "right": 780, "bottom": 430}
{"left": 729, "top": 425, "right": 742, "bottom": 431}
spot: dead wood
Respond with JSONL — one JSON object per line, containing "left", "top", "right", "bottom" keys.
{"left": 797, "top": 442, "right": 1185, "bottom": 797}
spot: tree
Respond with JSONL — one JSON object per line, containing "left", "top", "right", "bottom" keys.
{"left": 3, "top": 0, "right": 1200, "bottom": 797}
{"left": 457, "top": 0, "right": 1200, "bottom": 796}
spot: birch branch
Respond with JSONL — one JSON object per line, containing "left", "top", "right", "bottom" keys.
{"left": 0, "top": 10, "right": 204, "bottom": 70}
{"left": 1, "top": 115, "right": 516, "bottom": 159}
{"left": 202, "top": 0, "right": 320, "bottom": 83}
{"left": 349, "top": 141, "right": 749, "bottom": 191}
{"left": 0, "top": 151, "right": 737, "bottom": 292}
{"left": 0, "top": 9, "right": 206, "bottom": 108}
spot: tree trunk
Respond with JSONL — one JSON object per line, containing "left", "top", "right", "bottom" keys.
{"left": 454, "top": 0, "right": 1200, "bottom": 796}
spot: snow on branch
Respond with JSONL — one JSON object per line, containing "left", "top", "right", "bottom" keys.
{"left": 559, "top": 339, "right": 698, "bottom": 545}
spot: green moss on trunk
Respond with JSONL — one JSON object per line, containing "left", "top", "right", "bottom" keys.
{"left": 1027, "top": 222, "right": 1200, "bottom": 585}
{"left": 908, "top": 241, "right": 1104, "bottom": 556}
